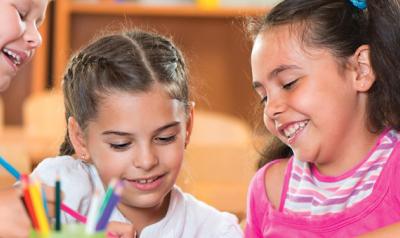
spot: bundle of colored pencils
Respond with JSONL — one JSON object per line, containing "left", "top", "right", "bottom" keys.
{"left": 0, "top": 156, "right": 123, "bottom": 234}
{"left": 20, "top": 174, "right": 51, "bottom": 235}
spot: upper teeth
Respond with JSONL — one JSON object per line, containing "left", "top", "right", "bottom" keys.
{"left": 283, "top": 121, "right": 308, "bottom": 138}
{"left": 2, "top": 48, "right": 21, "bottom": 65}
{"left": 136, "top": 177, "right": 157, "bottom": 184}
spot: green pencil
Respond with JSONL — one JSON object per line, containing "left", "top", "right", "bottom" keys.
{"left": 55, "top": 175, "right": 61, "bottom": 231}
{"left": 96, "top": 179, "right": 117, "bottom": 222}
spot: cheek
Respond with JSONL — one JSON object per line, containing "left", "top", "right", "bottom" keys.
{"left": 263, "top": 113, "right": 276, "bottom": 134}
{"left": 161, "top": 145, "right": 184, "bottom": 169}
{"left": 95, "top": 158, "right": 128, "bottom": 184}
{"left": 90, "top": 149, "right": 131, "bottom": 181}
{"left": 0, "top": 14, "right": 23, "bottom": 45}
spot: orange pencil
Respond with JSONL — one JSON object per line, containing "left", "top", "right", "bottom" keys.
{"left": 21, "top": 175, "right": 39, "bottom": 230}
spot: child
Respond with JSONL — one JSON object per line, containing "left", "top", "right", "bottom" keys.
{"left": 246, "top": 0, "right": 400, "bottom": 237}
{"left": 0, "top": 0, "right": 49, "bottom": 237}
{"left": 0, "top": 0, "right": 48, "bottom": 91}
{"left": 31, "top": 30, "right": 243, "bottom": 237}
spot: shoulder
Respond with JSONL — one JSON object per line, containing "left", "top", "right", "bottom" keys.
{"left": 244, "top": 159, "right": 290, "bottom": 236}
{"left": 31, "top": 155, "right": 95, "bottom": 222}
{"left": 264, "top": 158, "right": 290, "bottom": 209}
{"left": 174, "top": 187, "right": 243, "bottom": 237}
{"left": 247, "top": 158, "right": 290, "bottom": 209}
{"left": 32, "top": 155, "right": 91, "bottom": 182}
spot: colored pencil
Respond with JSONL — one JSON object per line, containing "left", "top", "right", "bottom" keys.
{"left": 55, "top": 175, "right": 62, "bottom": 231}
{"left": 96, "top": 179, "right": 117, "bottom": 222}
{"left": 41, "top": 186, "right": 50, "bottom": 219}
{"left": 20, "top": 175, "right": 39, "bottom": 229}
{"left": 85, "top": 190, "right": 101, "bottom": 234}
{"left": 96, "top": 182, "right": 123, "bottom": 231}
{"left": 0, "top": 156, "right": 20, "bottom": 180}
{"left": 30, "top": 179, "right": 50, "bottom": 234}
{"left": 0, "top": 157, "right": 88, "bottom": 228}
{"left": 60, "top": 202, "right": 87, "bottom": 223}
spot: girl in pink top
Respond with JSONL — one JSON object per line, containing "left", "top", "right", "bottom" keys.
{"left": 246, "top": 0, "right": 400, "bottom": 237}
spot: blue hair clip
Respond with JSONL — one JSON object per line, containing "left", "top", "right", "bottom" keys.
{"left": 349, "top": 0, "right": 367, "bottom": 10}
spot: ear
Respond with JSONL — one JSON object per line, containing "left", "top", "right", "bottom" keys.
{"left": 67, "top": 116, "right": 90, "bottom": 162}
{"left": 351, "top": 45, "right": 376, "bottom": 92}
{"left": 184, "top": 102, "right": 195, "bottom": 149}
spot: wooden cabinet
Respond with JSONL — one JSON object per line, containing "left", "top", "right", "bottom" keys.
{"left": 49, "top": 1, "right": 267, "bottom": 123}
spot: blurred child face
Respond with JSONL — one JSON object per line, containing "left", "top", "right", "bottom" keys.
{"left": 80, "top": 84, "right": 192, "bottom": 215}
{"left": 251, "top": 26, "right": 372, "bottom": 169}
{"left": 0, "top": 0, "right": 48, "bottom": 91}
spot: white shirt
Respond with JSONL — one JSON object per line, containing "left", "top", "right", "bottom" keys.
{"left": 32, "top": 155, "right": 243, "bottom": 238}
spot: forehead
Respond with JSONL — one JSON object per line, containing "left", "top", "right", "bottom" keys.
{"left": 253, "top": 26, "right": 330, "bottom": 66}
{"left": 95, "top": 85, "right": 186, "bottom": 125}
{"left": 252, "top": 26, "right": 310, "bottom": 62}
{"left": 251, "top": 27, "right": 304, "bottom": 77}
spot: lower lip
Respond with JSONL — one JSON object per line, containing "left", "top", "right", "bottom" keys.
{"left": 127, "top": 175, "right": 164, "bottom": 191}
{"left": 1, "top": 53, "right": 18, "bottom": 72}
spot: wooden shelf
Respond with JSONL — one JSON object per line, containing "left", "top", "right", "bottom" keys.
{"left": 25, "top": 0, "right": 268, "bottom": 129}
{"left": 69, "top": 2, "right": 267, "bottom": 17}
{"left": 52, "top": 1, "right": 267, "bottom": 89}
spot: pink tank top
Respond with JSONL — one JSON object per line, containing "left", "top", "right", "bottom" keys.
{"left": 245, "top": 130, "right": 400, "bottom": 237}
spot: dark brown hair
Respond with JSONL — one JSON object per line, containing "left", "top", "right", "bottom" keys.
{"left": 59, "top": 30, "right": 190, "bottom": 155}
{"left": 250, "top": 0, "right": 400, "bottom": 167}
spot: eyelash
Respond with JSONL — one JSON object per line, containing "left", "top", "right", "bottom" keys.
{"left": 17, "top": 7, "right": 27, "bottom": 20}
{"left": 109, "top": 135, "right": 177, "bottom": 150}
{"left": 110, "top": 143, "right": 131, "bottom": 150}
{"left": 283, "top": 79, "right": 298, "bottom": 90}
{"left": 259, "top": 79, "right": 299, "bottom": 104}
{"left": 155, "top": 135, "right": 177, "bottom": 144}
{"left": 260, "top": 96, "right": 268, "bottom": 104}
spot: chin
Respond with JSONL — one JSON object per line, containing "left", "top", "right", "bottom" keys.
{"left": 122, "top": 192, "right": 168, "bottom": 209}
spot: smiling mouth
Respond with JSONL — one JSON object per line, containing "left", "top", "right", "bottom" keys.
{"left": 126, "top": 174, "right": 165, "bottom": 191}
{"left": 2, "top": 48, "right": 22, "bottom": 66}
{"left": 131, "top": 175, "right": 162, "bottom": 184}
{"left": 282, "top": 120, "right": 309, "bottom": 140}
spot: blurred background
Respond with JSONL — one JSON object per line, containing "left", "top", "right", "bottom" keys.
{"left": 0, "top": 0, "right": 281, "bottom": 222}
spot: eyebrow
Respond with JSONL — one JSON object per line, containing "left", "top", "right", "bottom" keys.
{"left": 252, "top": 64, "right": 301, "bottom": 90}
{"left": 102, "top": 121, "right": 181, "bottom": 136}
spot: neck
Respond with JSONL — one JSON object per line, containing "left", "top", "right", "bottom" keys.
{"left": 117, "top": 192, "right": 171, "bottom": 233}
{"left": 314, "top": 127, "right": 384, "bottom": 177}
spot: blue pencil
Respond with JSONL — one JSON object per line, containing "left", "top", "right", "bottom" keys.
{"left": 41, "top": 185, "right": 50, "bottom": 219}
{"left": 0, "top": 156, "right": 20, "bottom": 180}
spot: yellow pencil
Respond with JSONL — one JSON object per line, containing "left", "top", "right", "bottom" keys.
{"left": 29, "top": 179, "right": 50, "bottom": 235}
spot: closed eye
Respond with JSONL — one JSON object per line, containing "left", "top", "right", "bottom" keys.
{"left": 260, "top": 96, "right": 268, "bottom": 104}
{"left": 154, "top": 135, "right": 177, "bottom": 144}
{"left": 283, "top": 79, "right": 298, "bottom": 90}
{"left": 110, "top": 142, "right": 131, "bottom": 150}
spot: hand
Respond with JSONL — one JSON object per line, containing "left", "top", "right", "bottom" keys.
{"left": 106, "top": 221, "right": 137, "bottom": 238}
{"left": 0, "top": 187, "right": 30, "bottom": 238}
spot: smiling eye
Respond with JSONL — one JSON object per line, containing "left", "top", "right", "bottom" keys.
{"left": 18, "top": 10, "right": 26, "bottom": 20}
{"left": 283, "top": 79, "right": 298, "bottom": 90}
{"left": 260, "top": 96, "right": 268, "bottom": 105}
{"left": 110, "top": 142, "right": 131, "bottom": 150}
{"left": 155, "top": 135, "right": 176, "bottom": 144}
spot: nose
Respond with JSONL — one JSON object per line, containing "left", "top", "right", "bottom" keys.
{"left": 24, "top": 23, "right": 42, "bottom": 49}
{"left": 264, "top": 94, "right": 286, "bottom": 119}
{"left": 132, "top": 144, "right": 159, "bottom": 171}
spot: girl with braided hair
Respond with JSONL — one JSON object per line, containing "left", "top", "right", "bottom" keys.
{"left": 31, "top": 29, "right": 243, "bottom": 238}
